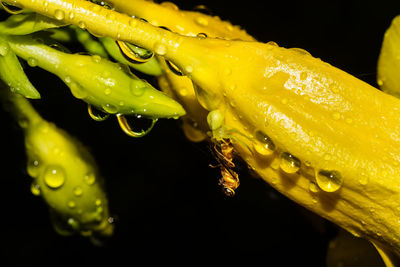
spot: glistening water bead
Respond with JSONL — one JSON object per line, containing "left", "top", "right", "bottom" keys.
{"left": 43, "top": 165, "right": 66, "bottom": 189}
{"left": 280, "top": 152, "right": 301, "bottom": 174}
{"left": 254, "top": 131, "right": 275, "bottom": 157}
{"left": 315, "top": 170, "right": 343, "bottom": 192}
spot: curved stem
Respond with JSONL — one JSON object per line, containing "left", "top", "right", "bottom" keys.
{"left": 7, "top": 0, "right": 182, "bottom": 58}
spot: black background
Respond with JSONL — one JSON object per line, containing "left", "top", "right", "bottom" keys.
{"left": 1, "top": 0, "right": 399, "bottom": 266}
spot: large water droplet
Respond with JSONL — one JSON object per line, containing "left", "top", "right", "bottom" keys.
{"left": 88, "top": 104, "right": 110, "bottom": 121}
{"left": 116, "top": 41, "right": 153, "bottom": 63}
{"left": 279, "top": 152, "right": 301, "bottom": 174}
{"left": 43, "top": 165, "right": 66, "bottom": 189}
{"left": 116, "top": 114, "right": 158, "bottom": 138}
{"left": 0, "top": 1, "right": 24, "bottom": 14}
{"left": 166, "top": 60, "right": 184, "bottom": 76}
{"left": 253, "top": 131, "right": 275, "bottom": 157}
{"left": 54, "top": 9, "right": 65, "bottom": 20}
{"left": 316, "top": 170, "right": 343, "bottom": 192}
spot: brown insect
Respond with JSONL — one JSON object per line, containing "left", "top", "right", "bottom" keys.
{"left": 210, "top": 138, "right": 240, "bottom": 197}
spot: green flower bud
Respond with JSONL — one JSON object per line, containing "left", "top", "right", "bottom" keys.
{"left": 5, "top": 34, "right": 185, "bottom": 118}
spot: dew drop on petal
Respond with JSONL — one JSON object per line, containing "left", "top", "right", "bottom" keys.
{"left": 43, "top": 165, "right": 66, "bottom": 189}
{"left": 316, "top": 170, "right": 343, "bottom": 192}
{"left": 54, "top": 9, "right": 65, "bottom": 20}
{"left": 279, "top": 152, "right": 301, "bottom": 174}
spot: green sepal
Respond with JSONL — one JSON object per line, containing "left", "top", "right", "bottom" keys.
{"left": 0, "top": 12, "right": 67, "bottom": 35}
{"left": 0, "top": 39, "right": 40, "bottom": 98}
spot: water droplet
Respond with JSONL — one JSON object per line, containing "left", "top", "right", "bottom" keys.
{"left": 0, "top": 1, "right": 24, "bottom": 14}
{"left": 290, "top": 47, "right": 311, "bottom": 56}
{"left": 129, "top": 18, "right": 137, "bottom": 27}
{"left": 67, "top": 200, "right": 76, "bottom": 209}
{"left": 279, "top": 152, "right": 301, "bottom": 174}
{"left": 92, "top": 54, "right": 101, "bottom": 63}
{"left": 68, "top": 12, "right": 74, "bottom": 19}
{"left": 323, "top": 153, "right": 332, "bottom": 161}
{"left": 106, "top": 12, "right": 115, "bottom": 21}
{"left": 166, "top": 60, "right": 184, "bottom": 76}
{"left": 0, "top": 42, "right": 9, "bottom": 56}
{"left": 224, "top": 68, "right": 232, "bottom": 76}
{"left": 267, "top": 41, "right": 278, "bottom": 47}
{"left": 309, "top": 181, "right": 320, "bottom": 193}
{"left": 88, "top": 104, "right": 110, "bottom": 121}
{"left": 300, "top": 72, "right": 308, "bottom": 80}
{"left": 116, "top": 41, "right": 153, "bottom": 63}
{"left": 54, "top": 9, "right": 65, "bottom": 20}
{"left": 160, "top": 1, "right": 179, "bottom": 10}
{"left": 377, "top": 79, "right": 383, "bottom": 86}
{"left": 185, "top": 65, "right": 193, "bottom": 73}
{"left": 27, "top": 159, "right": 41, "bottom": 177}
{"left": 73, "top": 186, "right": 83, "bottom": 196}
{"left": 207, "top": 110, "right": 224, "bottom": 130}
{"left": 95, "top": 198, "right": 102, "bottom": 206}
{"left": 84, "top": 172, "right": 96, "bottom": 185}
{"left": 18, "top": 118, "right": 28, "bottom": 129}
{"left": 64, "top": 76, "right": 71, "bottom": 84}
{"left": 345, "top": 118, "right": 353, "bottom": 124}
{"left": 69, "top": 82, "right": 87, "bottom": 99}
{"left": 154, "top": 42, "right": 167, "bottom": 56}
{"left": 197, "top": 32, "right": 207, "bottom": 39}
{"left": 104, "top": 88, "right": 111, "bottom": 95}
{"left": 332, "top": 112, "right": 341, "bottom": 120}
{"left": 102, "top": 103, "right": 118, "bottom": 114}
{"left": 30, "top": 182, "right": 41, "bottom": 196}
{"left": 78, "top": 21, "right": 86, "bottom": 29}
{"left": 195, "top": 16, "right": 208, "bottom": 26}
{"left": 117, "top": 114, "right": 158, "bottom": 138}
{"left": 130, "top": 83, "right": 146, "bottom": 96}
{"left": 254, "top": 131, "right": 275, "bottom": 157}
{"left": 43, "top": 165, "right": 66, "bottom": 189}
{"left": 27, "top": 57, "right": 38, "bottom": 67}
{"left": 316, "top": 170, "right": 343, "bottom": 192}
{"left": 359, "top": 173, "right": 369, "bottom": 185}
